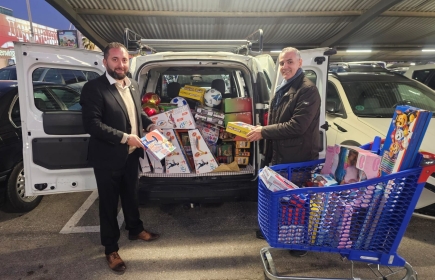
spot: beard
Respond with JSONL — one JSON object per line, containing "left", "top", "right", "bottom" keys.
{"left": 107, "top": 67, "right": 127, "bottom": 80}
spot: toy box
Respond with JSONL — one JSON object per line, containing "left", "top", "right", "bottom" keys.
{"left": 259, "top": 166, "right": 299, "bottom": 192}
{"left": 141, "top": 129, "right": 176, "bottom": 161}
{"left": 195, "top": 114, "right": 225, "bottom": 127}
{"left": 179, "top": 85, "right": 205, "bottom": 103}
{"left": 234, "top": 148, "right": 250, "bottom": 157}
{"left": 235, "top": 156, "right": 249, "bottom": 165}
{"left": 146, "top": 150, "right": 164, "bottom": 173}
{"left": 188, "top": 129, "right": 218, "bottom": 174}
{"left": 196, "top": 121, "right": 220, "bottom": 144}
{"left": 312, "top": 173, "right": 338, "bottom": 187}
{"left": 224, "top": 112, "right": 252, "bottom": 126}
{"left": 236, "top": 141, "right": 251, "bottom": 148}
{"left": 163, "top": 129, "right": 191, "bottom": 174}
{"left": 224, "top": 97, "right": 252, "bottom": 113}
{"left": 379, "top": 105, "right": 432, "bottom": 175}
{"left": 195, "top": 105, "right": 225, "bottom": 119}
{"left": 226, "top": 122, "right": 256, "bottom": 138}
{"left": 218, "top": 143, "right": 233, "bottom": 157}
{"left": 167, "top": 105, "right": 196, "bottom": 129}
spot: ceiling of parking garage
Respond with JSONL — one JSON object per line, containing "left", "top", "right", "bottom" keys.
{"left": 47, "top": 0, "right": 435, "bottom": 62}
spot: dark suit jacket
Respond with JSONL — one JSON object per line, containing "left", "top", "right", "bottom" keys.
{"left": 80, "top": 74, "right": 153, "bottom": 169}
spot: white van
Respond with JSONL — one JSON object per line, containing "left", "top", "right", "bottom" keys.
{"left": 13, "top": 32, "right": 331, "bottom": 205}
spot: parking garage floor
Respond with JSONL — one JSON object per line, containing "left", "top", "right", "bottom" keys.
{"left": 1, "top": 191, "right": 435, "bottom": 280}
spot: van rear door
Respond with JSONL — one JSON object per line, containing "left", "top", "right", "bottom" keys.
{"left": 15, "top": 42, "right": 105, "bottom": 196}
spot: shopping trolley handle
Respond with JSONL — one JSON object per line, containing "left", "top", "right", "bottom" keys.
{"left": 418, "top": 151, "right": 435, "bottom": 183}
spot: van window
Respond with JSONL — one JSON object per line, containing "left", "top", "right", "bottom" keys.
{"left": 10, "top": 96, "right": 21, "bottom": 127}
{"left": 412, "top": 70, "right": 432, "bottom": 83}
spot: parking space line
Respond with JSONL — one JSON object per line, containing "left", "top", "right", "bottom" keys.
{"left": 60, "top": 190, "right": 124, "bottom": 234}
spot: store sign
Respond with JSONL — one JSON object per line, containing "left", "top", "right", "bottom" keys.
{"left": 0, "top": 49, "right": 15, "bottom": 57}
{"left": 0, "top": 14, "right": 58, "bottom": 48}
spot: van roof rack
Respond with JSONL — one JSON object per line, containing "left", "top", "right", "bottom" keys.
{"left": 123, "top": 28, "right": 263, "bottom": 56}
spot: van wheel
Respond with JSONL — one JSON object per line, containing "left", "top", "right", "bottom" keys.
{"left": 5, "top": 162, "right": 42, "bottom": 213}
{"left": 340, "top": 140, "right": 361, "bottom": 147}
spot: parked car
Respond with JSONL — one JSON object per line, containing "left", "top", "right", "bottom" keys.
{"left": 0, "top": 65, "right": 18, "bottom": 80}
{"left": 0, "top": 79, "right": 90, "bottom": 212}
{"left": 13, "top": 41, "right": 331, "bottom": 207}
{"left": 404, "top": 64, "right": 435, "bottom": 91}
{"left": 325, "top": 71, "right": 435, "bottom": 213}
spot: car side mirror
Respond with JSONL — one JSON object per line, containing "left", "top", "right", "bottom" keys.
{"left": 326, "top": 100, "right": 343, "bottom": 117}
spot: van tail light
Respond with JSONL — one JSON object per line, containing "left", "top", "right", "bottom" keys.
{"left": 263, "top": 112, "right": 268, "bottom": 126}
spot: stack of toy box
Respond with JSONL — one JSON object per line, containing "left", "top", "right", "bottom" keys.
{"left": 234, "top": 141, "right": 251, "bottom": 166}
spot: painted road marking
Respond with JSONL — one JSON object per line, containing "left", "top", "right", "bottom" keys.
{"left": 60, "top": 190, "right": 124, "bottom": 234}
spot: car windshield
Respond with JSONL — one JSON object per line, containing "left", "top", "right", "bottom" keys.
{"left": 341, "top": 79, "right": 435, "bottom": 118}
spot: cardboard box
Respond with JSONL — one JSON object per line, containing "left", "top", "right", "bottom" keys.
{"left": 195, "top": 114, "right": 225, "bottom": 127}
{"left": 146, "top": 150, "right": 164, "bottom": 173}
{"left": 235, "top": 156, "right": 249, "bottom": 165}
{"left": 151, "top": 105, "right": 196, "bottom": 129}
{"left": 141, "top": 129, "right": 176, "bottom": 161}
{"left": 196, "top": 121, "right": 220, "bottom": 144}
{"left": 179, "top": 85, "right": 205, "bottom": 103}
{"left": 188, "top": 129, "right": 218, "bottom": 174}
{"left": 313, "top": 173, "right": 338, "bottom": 187}
{"left": 235, "top": 148, "right": 250, "bottom": 157}
{"left": 163, "top": 129, "right": 192, "bottom": 174}
{"left": 218, "top": 143, "right": 233, "bottom": 156}
{"left": 224, "top": 97, "right": 252, "bottom": 113}
{"left": 139, "top": 153, "right": 151, "bottom": 173}
{"left": 236, "top": 141, "right": 251, "bottom": 148}
{"left": 226, "top": 122, "right": 255, "bottom": 138}
{"left": 195, "top": 105, "right": 225, "bottom": 119}
{"left": 259, "top": 166, "right": 299, "bottom": 192}
{"left": 224, "top": 112, "right": 252, "bottom": 126}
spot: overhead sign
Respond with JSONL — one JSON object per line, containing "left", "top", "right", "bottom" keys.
{"left": 0, "top": 14, "right": 58, "bottom": 48}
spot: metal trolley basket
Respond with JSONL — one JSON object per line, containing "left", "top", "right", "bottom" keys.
{"left": 258, "top": 146, "right": 435, "bottom": 280}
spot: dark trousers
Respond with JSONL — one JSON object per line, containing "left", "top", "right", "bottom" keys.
{"left": 93, "top": 149, "right": 144, "bottom": 255}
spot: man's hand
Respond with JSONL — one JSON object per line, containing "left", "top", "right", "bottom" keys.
{"left": 246, "top": 126, "right": 263, "bottom": 142}
{"left": 127, "top": 134, "right": 146, "bottom": 150}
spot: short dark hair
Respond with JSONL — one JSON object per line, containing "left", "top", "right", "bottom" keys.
{"left": 103, "top": 42, "right": 128, "bottom": 59}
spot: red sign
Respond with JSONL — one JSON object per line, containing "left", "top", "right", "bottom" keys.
{"left": 0, "top": 13, "right": 58, "bottom": 48}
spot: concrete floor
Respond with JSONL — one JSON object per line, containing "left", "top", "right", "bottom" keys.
{"left": 0, "top": 191, "right": 434, "bottom": 280}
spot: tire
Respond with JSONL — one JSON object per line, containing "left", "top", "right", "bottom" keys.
{"left": 5, "top": 162, "right": 42, "bottom": 213}
{"left": 340, "top": 140, "right": 361, "bottom": 147}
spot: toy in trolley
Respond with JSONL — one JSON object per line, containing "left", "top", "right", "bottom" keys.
{"left": 258, "top": 144, "right": 435, "bottom": 280}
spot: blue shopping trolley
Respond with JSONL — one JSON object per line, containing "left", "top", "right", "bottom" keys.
{"left": 258, "top": 144, "right": 435, "bottom": 280}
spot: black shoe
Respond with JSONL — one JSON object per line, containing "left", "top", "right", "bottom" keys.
{"left": 256, "top": 229, "right": 265, "bottom": 240}
{"left": 289, "top": 250, "right": 308, "bottom": 257}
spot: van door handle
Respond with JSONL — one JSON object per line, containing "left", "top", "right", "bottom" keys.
{"left": 333, "top": 122, "right": 347, "bottom": 132}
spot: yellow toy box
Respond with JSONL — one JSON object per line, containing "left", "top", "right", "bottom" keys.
{"left": 226, "top": 122, "right": 256, "bottom": 138}
{"left": 179, "top": 85, "right": 205, "bottom": 103}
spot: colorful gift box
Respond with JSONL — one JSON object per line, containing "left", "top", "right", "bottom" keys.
{"left": 196, "top": 121, "right": 220, "bottom": 144}
{"left": 223, "top": 97, "right": 252, "bottom": 113}
{"left": 141, "top": 129, "right": 176, "bottom": 161}
{"left": 226, "top": 122, "right": 256, "bottom": 138}
{"left": 195, "top": 114, "right": 225, "bottom": 127}
{"left": 151, "top": 105, "right": 196, "bottom": 129}
{"left": 235, "top": 156, "right": 249, "bottom": 165}
{"left": 236, "top": 141, "right": 251, "bottom": 148}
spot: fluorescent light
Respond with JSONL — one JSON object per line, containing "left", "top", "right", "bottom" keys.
{"left": 270, "top": 50, "right": 282, "bottom": 53}
{"left": 422, "top": 49, "right": 435, "bottom": 52}
{"left": 346, "top": 49, "right": 372, "bottom": 53}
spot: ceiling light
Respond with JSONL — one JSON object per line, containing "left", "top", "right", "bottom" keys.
{"left": 270, "top": 50, "right": 282, "bottom": 53}
{"left": 346, "top": 49, "right": 372, "bottom": 53}
{"left": 422, "top": 49, "right": 435, "bottom": 52}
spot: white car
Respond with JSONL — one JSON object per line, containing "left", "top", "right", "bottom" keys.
{"left": 404, "top": 64, "right": 435, "bottom": 91}
{"left": 13, "top": 39, "right": 331, "bottom": 206}
{"left": 325, "top": 71, "right": 435, "bottom": 213}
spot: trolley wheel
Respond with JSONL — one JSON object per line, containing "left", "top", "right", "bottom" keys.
{"left": 403, "top": 262, "right": 418, "bottom": 280}
{"left": 261, "top": 247, "right": 277, "bottom": 278}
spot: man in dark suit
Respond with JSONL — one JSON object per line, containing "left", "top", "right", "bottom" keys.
{"left": 80, "top": 42, "right": 160, "bottom": 272}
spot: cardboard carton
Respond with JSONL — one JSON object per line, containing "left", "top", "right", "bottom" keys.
{"left": 188, "top": 129, "right": 218, "bottom": 174}
{"left": 195, "top": 105, "right": 225, "bottom": 119}
{"left": 226, "top": 122, "right": 256, "bottom": 138}
{"left": 141, "top": 129, "right": 176, "bottom": 161}
{"left": 146, "top": 150, "right": 164, "bottom": 173}
{"left": 224, "top": 97, "right": 252, "bottom": 113}
{"left": 151, "top": 105, "right": 196, "bottom": 129}
{"left": 179, "top": 85, "right": 205, "bottom": 103}
{"left": 163, "top": 129, "right": 192, "bottom": 174}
